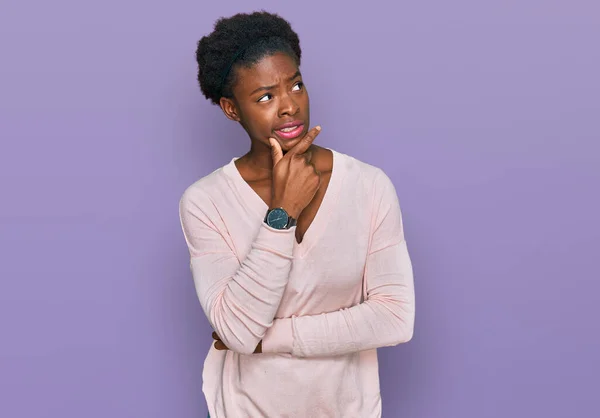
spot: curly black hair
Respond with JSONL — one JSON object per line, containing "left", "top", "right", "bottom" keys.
{"left": 196, "top": 11, "right": 302, "bottom": 105}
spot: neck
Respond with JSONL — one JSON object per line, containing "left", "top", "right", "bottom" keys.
{"left": 244, "top": 141, "right": 276, "bottom": 171}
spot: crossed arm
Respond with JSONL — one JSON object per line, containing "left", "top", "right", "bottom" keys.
{"left": 179, "top": 170, "right": 415, "bottom": 358}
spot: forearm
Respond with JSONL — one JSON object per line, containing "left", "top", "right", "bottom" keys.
{"left": 180, "top": 184, "right": 297, "bottom": 355}
{"left": 262, "top": 240, "right": 415, "bottom": 357}
{"left": 200, "top": 223, "right": 296, "bottom": 354}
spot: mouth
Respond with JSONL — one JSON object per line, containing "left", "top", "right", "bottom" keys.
{"left": 274, "top": 122, "right": 305, "bottom": 140}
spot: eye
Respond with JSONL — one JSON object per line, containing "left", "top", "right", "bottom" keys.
{"left": 292, "top": 81, "right": 304, "bottom": 91}
{"left": 258, "top": 93, "right": 272, "bottom": 103}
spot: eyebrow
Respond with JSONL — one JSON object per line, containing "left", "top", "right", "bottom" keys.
{"left": 249, "top": 70, "right": 302, "bottom": 96}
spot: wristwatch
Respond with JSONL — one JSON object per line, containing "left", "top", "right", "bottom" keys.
{"left": 264, "top": 207, "right": 297, "bottom": 230}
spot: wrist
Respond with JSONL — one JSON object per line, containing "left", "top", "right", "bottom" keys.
{"left": 270, "top": 201, "right": 300, "bottom": 219}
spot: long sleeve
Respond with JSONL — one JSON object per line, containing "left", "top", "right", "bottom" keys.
{"left": 261, "top": 169, "right": 415, "bottom": 357}
{"left": 179, "top": 187, "right": 296, "bottom": 355}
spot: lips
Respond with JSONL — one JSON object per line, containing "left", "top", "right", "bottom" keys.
{"left": 274, "top": 120, "right": 305, "bottom": 140}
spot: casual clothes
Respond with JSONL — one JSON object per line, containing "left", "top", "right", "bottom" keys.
{"left": 179, "top": 148, "right": 415, "bottom": 417}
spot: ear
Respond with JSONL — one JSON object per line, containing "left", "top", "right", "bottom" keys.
{"left": 219, "top": 97, "right": 241, "bottom": 122}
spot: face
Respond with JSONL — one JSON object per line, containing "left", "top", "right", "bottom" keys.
{"left": 219, "top": 52, "right": 310, "bottom": 153}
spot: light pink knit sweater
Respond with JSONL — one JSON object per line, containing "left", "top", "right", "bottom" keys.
{"left": 179, "top": 148, "right": 415, "bottom": 417}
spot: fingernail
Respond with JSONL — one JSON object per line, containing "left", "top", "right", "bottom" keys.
{"left": 316, "top": 126, "right": 321, "bottom": 131}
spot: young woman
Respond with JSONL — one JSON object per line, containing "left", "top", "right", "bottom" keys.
{"left": 179, "top": 11, "right": 415, "bottom": 417}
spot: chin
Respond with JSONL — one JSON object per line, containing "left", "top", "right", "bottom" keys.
{"left": 279, "top": 137, "right": 302, "bottom": 150}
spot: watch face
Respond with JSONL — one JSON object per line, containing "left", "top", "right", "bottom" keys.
{"left": 266, "top": 208, "right": 289, "bottom": 229}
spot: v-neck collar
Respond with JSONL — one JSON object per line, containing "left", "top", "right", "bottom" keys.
{"left": 223, "top": 148, "right": 345, "bottom": 258}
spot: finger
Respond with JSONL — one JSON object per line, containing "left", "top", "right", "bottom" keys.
{"left": 303, "top": 150, "right": 313, "bottom": 164}
{"left": 269, "top": 138, "right": 283, "bottom": 166}
{"left": 214, "top": 340, "right": 228, "bottom": 350}
{"left": 212, "top": 331, "right": 220, "bottom": 340}
{"left": 289, "top": 126, "right": 321, "bottom": 156}
{"left": 312, "top": 164, "right": 322, "bottom": 188}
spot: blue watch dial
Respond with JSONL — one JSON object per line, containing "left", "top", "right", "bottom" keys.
{"left": 266, "top": 208, "right": 289, "bottom": 229}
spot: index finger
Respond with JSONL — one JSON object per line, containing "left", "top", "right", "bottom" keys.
{"left": 289, "top": 125, "right": 321, "bottom": 155}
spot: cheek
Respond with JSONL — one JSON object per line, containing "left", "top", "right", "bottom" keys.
{"left": 298, "top": 92, "right": 310, "bottom": 112}
{"left": 241, "top": 106, "right": 277, "bottom": 135}
{"left": 255, "top": 106, "right": 279, "bottom": 125}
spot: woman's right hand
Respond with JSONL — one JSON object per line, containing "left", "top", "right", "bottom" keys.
{"left": 268, "top": 126, "right": 322, "bottom": 219}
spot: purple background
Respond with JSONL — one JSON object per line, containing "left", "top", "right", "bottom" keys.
{"left": 1, "top": 1, "right": 598, "bottom": 417}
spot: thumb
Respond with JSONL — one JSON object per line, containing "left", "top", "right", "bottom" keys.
{"left": 269, "top": 138, "right": 283, "bottom": 166}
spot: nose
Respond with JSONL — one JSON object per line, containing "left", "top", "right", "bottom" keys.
{"left": 278, "top": 91, "right": 299, "bottom": 117}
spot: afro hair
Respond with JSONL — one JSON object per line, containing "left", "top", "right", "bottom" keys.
{"left": 196, "top": 11, "right": 302, "bottom": 105}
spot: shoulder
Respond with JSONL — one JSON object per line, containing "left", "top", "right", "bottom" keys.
{"left": 179, "top": 162, "right": 232, "bottom": 212}
{"left": 332, "top": 149, "right": 402, "bottom": 227}
{"left": 332, "top": 148, "right": 395, "bottom": 194}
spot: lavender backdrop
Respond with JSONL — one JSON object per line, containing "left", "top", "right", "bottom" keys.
{"left": 1, "top": 1, "right": 598, "bottom": 417}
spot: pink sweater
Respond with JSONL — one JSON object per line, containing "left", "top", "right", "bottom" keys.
{"left": 178, "top": 148, "right": 415, "bottom": 417}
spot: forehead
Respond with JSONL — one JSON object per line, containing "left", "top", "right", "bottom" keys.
{"left": 234, "top": 53, "right": 299, "bottom": 90}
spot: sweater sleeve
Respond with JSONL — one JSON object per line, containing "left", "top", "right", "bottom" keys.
{"left": 261, "top": 169, "right": 415, "bottom": 357}
{"left": 179, "top": 187, "right": 296, "bottom": 355}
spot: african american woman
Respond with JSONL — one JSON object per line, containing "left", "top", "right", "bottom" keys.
{"left": 179, "top": 10, "right": 416, "bottom": 418}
